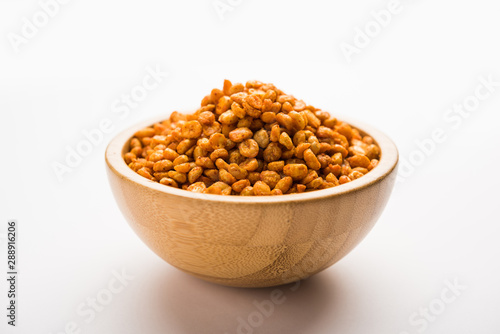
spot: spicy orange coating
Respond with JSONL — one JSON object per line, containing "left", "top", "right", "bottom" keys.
{"left": 124, "top": 80, "right": 380, "bottom": 196}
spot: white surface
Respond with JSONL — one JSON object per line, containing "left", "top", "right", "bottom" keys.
{"left": 1, "top": 0, "right": 500, "bottom": 333}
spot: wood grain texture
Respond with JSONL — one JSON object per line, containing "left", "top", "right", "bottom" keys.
{"left": 106, "top": 114, "right": 398, "bottom": 288}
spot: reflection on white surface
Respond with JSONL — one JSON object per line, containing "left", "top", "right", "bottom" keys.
{"left": 140, "top": 269, "right": 336, "bottom": 334}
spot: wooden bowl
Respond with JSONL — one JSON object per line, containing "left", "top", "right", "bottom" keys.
{"left": 105, "top": 114, "right": 398, "bottom": 288}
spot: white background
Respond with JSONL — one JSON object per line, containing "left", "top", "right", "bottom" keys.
{"left": 1, "top": 0, "right": 500, "bottom": 333}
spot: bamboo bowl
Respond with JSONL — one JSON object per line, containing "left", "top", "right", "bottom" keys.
{"left": 105, "top": 114, "right": 398, "bottom": 288}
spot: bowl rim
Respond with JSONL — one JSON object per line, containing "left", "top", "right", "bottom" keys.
{"left": 105, "top": 113, "right": 398, "bottom": 204}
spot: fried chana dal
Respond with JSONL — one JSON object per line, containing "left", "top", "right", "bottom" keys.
{"left": 124, "top": 80, "right": 380, "bottom": 196}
